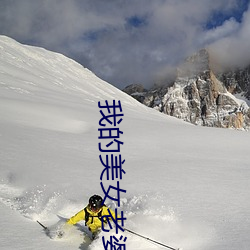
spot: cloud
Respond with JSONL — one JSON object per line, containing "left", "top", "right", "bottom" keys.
{"left": 200, "top": 18, "right": 240, "bottom": 45}
{"left": 209, "top": 4, "right": 250, "bottom": 69}
{"left": 0, "top": 0, "right": 249, "bottom": 88}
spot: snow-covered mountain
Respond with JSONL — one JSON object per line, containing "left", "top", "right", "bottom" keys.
{"left": 124, "top": 49, "right": 250, "bottom": 130}
{"left": 1, "top": 36, "right": 250, "bottom": 250}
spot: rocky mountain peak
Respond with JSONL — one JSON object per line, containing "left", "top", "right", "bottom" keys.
{"left": 177, "top": 48, "right": 210, "bottom": 78}
{"left": 123, "top": 49, "right": 250, "bottom": 130}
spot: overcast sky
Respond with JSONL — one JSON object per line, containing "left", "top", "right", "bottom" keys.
{"left": 0, "top": 0, "right": 249, "bottom": 89}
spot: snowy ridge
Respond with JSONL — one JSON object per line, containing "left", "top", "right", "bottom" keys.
{"left": 1, "top": 36, "right": 250, "bottom": 250}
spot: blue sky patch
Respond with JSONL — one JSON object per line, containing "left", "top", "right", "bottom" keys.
{"left": 206, "top": 0, "right": 249, "bottom": 29}
{"left": 126, "top": 15, "right": 147, "bottom": 28}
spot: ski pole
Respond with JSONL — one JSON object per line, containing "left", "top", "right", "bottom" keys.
{"left": 124, "top": 228, "right": 180, "bottom": 250}
{"left": 37, "top": 220, "right": 48, "bottom": 230}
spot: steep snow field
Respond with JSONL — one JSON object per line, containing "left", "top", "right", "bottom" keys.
{"left": 0, "top": 36, "right": 250, "bottom": 250}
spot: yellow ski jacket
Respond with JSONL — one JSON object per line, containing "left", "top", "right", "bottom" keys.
{"left": 67, "top": 205, "right": 116, "bottom": 233}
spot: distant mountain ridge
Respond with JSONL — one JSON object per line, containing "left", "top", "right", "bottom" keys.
{"left": 123, "top": 49, "right": 250, "bottom": 130}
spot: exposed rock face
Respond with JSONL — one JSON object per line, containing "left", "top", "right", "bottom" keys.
{"left": 217, "top": 66, "right": 250, "bottom": 99}
{"left": 122, "top": 84, "right": 147, "bottom": 103}
{"left": 123, "top": 49, "right": 250, "bottom": 130}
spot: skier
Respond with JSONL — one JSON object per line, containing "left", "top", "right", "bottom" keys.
{"left": 66, "top": 194, "right": 117, "bottom": 239}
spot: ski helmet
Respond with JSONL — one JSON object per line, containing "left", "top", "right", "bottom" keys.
{"left": 89, "top": 195, "right": 103, "bottom": 211}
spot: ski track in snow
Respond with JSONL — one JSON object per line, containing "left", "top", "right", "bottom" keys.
{"left": 0, "top": 180, "right": 211, "bottom": 250}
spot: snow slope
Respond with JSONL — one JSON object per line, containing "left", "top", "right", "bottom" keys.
{"left": 0, "top": 35, "right": 250, "bottom": 250}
